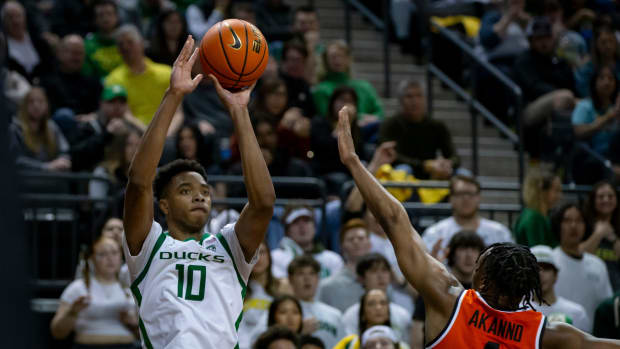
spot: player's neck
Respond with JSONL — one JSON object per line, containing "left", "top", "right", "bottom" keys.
{"left": 453, "top": 214, "right": 479, "bottom": 229}
{"left": 482, "top": 291, "right": 519, "bottom": 311}
{"left": 167, "top": 221, "right": 203, "bottom": 241}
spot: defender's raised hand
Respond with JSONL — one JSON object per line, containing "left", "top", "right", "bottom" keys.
{"left": 337, "top": 105, "right": 359, "bottom": 166}
{"left": 208, "top": 74, "right": 256, "bottom": 112}
{"left": 170, "top": 36, "right": 203, "bottom": 95}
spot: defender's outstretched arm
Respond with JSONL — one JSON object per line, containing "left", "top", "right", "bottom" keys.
{"left": 336, "top": 106, "right": 458, "bottom": 309}
{"left": 543, "top": 322, "right": 620, "bottom": 349}
{"left": 124, "top": 37, "right": 203, "bottom": 255}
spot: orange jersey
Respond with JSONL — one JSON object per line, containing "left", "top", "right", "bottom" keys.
{"left": 427, "top": 289, "right": 546, "bottom": 349}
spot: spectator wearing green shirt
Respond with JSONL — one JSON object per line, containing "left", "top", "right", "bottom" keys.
{"left": 514, "top": 168, "right": 563, "bottom": 247}
{"left": 312, "top": 40, "right": 384, "bottom": 129}
{"left": 593, "top": 291, "right": 620, "bottom": 339}
{"left": 83, "top": 0, "right": 123, "bottom": 79}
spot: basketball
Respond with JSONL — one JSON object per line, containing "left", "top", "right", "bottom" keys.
{"left": 199, "top": 19, "right": 269, "bottom": 90}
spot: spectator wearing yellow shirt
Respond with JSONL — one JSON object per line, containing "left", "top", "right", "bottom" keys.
{"left": 105, "top": 24, "right": 183, "bottom": 135}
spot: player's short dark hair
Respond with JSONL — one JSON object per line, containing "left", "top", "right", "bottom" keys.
{"left": 288, "top": 255, "right": 320, "bottom": 276}
{"left": 356, "top": 253, "right": 391, "bottom": 279}
{"left": 477, "top": 242, "right": 543, "bottom": 310}
{"left": 267, "top": 295, "right": 303, "bottom": 333}
{"left": 253, "top": 325, "right": 300, "bottom": 349}
{"left": 446, "top": 231, "right": 485, "bottom": 267}
{"left": 299, "top": 335, "right": 325, "bottom": 349}
{"left": 449, "top": 175, "right": 481, "bottom": 194}
{"left": 153, "top": 159, "right": 208, "bottom": 201}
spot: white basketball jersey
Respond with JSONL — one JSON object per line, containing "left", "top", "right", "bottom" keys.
{"left": 122, "top": 221, "right": 257, "bottom": 349}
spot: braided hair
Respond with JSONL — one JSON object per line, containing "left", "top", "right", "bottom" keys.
{"left": 477, "top": 243, "right": 544, "bottom": 311}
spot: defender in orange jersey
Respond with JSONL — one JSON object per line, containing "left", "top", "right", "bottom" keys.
{"left": 335, "top": 105, "right": 620, "bottom": 349}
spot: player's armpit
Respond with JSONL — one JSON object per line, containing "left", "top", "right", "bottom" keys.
{"left": 542, "top": 322, "right": 620, "bottom": 349}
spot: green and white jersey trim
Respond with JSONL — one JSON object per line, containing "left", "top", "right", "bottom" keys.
{"left": 122, "top": 221, "right": 258, "bottom": 349}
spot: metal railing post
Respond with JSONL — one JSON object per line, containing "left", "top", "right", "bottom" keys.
{"left": 345, "top": 1, "right": 352, "bottom": 45}
{"left": 515, "top": 92, "right": 525, "bottom": 189}
{"left": 383, "top": 0, "right": 391, "bottom": 97}
{"left": 471, "top": 105, "right": 479, "bottom": 176}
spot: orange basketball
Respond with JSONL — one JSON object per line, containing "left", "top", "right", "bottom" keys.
{"left": 199, "top": 19, "right": 269, "bottom": 90}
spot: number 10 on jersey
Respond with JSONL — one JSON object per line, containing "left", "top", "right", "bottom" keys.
{"left": 175, "top": 264, "right": 206, "bottom": 301}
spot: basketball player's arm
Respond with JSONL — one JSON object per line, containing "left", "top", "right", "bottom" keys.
{"left": 542, "top": 322, "right": 620, "bottom": 349}
{"left": 124, "top": 37, "right": 203, "bottom": 255}
{"left": 336, "top": 106, "right": 459, "bottom": 310}
{"left": 209, "top": 75, "right": 275, "bottom": 261}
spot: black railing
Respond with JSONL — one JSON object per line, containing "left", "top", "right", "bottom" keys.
{"left": 343, "top": 0, "right": 391, "bottom": 97}
{"left": 427, "top": 20, "right": 526, "bottom": 187}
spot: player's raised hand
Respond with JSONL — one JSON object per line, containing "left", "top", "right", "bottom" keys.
{"left": 208, "top": 74, "right": 256, "bottom": 112}
{"left": 337, "top": 105, "right": 359, "bottom": 166}
{"left": 170, "top": 35, "right": 203, "bottom": 95}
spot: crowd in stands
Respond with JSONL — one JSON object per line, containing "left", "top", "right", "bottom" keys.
{"left": 2, "top": 0, "right": 620, "bottom": 348}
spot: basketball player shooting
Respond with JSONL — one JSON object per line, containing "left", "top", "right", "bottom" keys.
{"left": 122, "top": 36, "right": 275, "bottom": 348}
{"left": 336, "top": 105, "right": 620, "bottom": 349}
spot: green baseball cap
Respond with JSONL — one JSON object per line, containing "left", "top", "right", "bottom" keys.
{"left": 101, "top": 84, "right": 128, "bottom": 101}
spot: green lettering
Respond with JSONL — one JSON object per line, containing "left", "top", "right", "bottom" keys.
{"left": 188, "top": 252, "right": 199, "bottom": 260}
{"left": 199, "top": 253, "right": 210, "bottom": 262}
{"left": 213, "top": 255, "right": 225, "bottom": 263}
{"left": 160, "top": 252, "right": 172, "bottom": 259}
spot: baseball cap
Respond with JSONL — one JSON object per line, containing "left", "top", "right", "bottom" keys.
{"left": 284, "top": 208, "right": 313, "bottom": 225}
{"left": 526, "top": 16, "right": 553, "bottom": 38}
{"left": 531, "top": 245, "right": 558, "bottom": 270}
{"left": 361, "top": 326, "right": 397, "bottom": 346}
{"left": 101, "top": 84, "right": 128, "bottom": 101}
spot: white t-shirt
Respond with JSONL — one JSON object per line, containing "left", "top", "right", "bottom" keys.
{"left": 300, "top": 300, "right": 345, "bottom": 349}
{"left": 271, "top": 237, "right": 344, "bottom": 279}
{"left": 74, "top": 260, "right": 131, "bottom": 288}
{"left": 238, "top": 281, "right": 273, "bottom": 349}
{"left": 369, "top": 233, "right": 403, "bottom": 281}
{"left": 342, "top": 302, "right": 411, "bottom": 344}
{"left": 552, "top": 248, "right": 613, "bottom": 331}
{"left": 7, "top": 34, "right": 40, "bottom": 74}
{"left": 122, "top": 221, "right": 258, "bottom": 349}
{"left": 536, "top": 296, "right": 591, "bottom": 333}
{"left": 422, "top": 216, "right": 514, "bottom": 252}
{"left": 60, "top": 277, "right": 134, "bottom": 337}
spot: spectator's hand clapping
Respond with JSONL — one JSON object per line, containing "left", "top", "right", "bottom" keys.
{"left": 106, "top": 118, "right": 127, "bottom": 136}
{"left": 198, "top": 120, "right": 215, "bottom": 135}
{"left": 69, "top": 295, "right": 90, "bottom": 316}
{"left": 369, "top": 141, "right": 397, "bottom": 170}
{"left": 120, "top": 309, "right": 138, "bottom": 329}
{"left": 424, "top": 157, "right": 453, "bottom": 179}
{"left": 301, "top": 317, "right": 319, "bottom": 334}
{"left": 45, "top": 157, "right": 72, "bottom": 172}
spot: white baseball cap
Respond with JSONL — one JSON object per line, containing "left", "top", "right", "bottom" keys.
{"left": 361, "top": 326, "right": 397, "bottom": 346}
{"left": 284, "top": 208, "right": 313, "bottom": 225}
{"left": 530, "top": 245, "right": 558, "bottom": 270}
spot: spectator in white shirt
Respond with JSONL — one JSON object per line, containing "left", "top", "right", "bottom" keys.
{"left": 423, "top": 175, "right": 514, "bottom": 253}
{"left": 51, "top": 236, "right": 138, "bottom": 347}
{"left": 288, "top": 255, "right": 344, "bottom": 349}
{"left": 318, "top": 218, "right": 371, "bottom": 312}
{"left": 551, "top": 202, "right": 613, "bottom": 330}
{"left": 531, "top": 244, "right": 591, "bottom": 332}
{"left": 271, "top": 205, "right": 344, "bottom": 279}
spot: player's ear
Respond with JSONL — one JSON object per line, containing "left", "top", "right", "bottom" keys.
{"left": 159, "top": 199, "right": 169, "bottom": 216}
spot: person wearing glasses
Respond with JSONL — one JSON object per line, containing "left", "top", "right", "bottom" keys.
{"left": 422, "top": 175, "right": 513, "bottom": 257}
